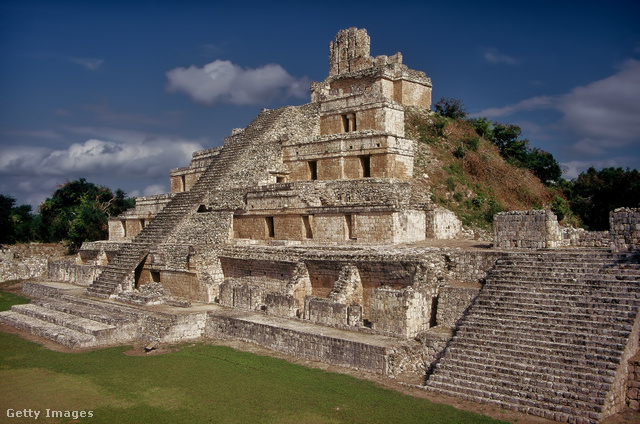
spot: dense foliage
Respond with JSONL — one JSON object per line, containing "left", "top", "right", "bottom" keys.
{"left": 563, "top": 167, "right": 640, "bottom": 230}
{"left": 1, "top": 179, "right": 134, "bottom": 252}
{"left": 414, "top": 98, "right": 640, "bottom": 231}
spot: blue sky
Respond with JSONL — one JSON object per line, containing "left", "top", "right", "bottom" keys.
{"left": 1, "top": 0, "right": 639, "bottom": 208}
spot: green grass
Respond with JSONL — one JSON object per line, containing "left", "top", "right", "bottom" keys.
{"left": 0, "top": 288, "right": 30, "bottom": 311}
{"left": 0, "top": 292, "right": 508, "bottom": 424}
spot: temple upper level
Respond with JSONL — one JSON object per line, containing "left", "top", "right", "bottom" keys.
{"left": 311, "top": 27, "right": 432, "bottom": 110}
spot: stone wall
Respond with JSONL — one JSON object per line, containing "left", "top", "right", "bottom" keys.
{"left": 561, "top": 227, "right": 610, "bottom": 248}
{"left": 0, "top": 243, "right": 67, "bottom": 282}
{"left": 369, "top": 288, "right": 430, "bottom": 337}
{"left": 284, "top": 133, "right": 415, "bottom": 181}
{"left": 205, "top": 313, "right": 389, "bottom": 374}
{"left": 426, "top": 208, "right": 462, "bottom": 239}
{"left": 493, "top": 210, "right": 562, "bottom": 249}
{"left": 108, "top": 194, "right": 172, "bottom": 241}
{"left": 220, "top": 257, "right": 297, "bottom": 294}
{"left": 610, "top": 208, "right": 640, "bottom": 252}
{"left": 435, "top": 285, "right": 481, "bottom": 329}
{"left": 48, "top": 260, "right": 101, "bottom": 286}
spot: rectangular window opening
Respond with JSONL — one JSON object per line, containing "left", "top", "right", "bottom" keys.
{"left": 265, "top": 216, "right": 275, "bottom": 238}
{"left": 308, "top": 161, "right": 317, "bottom": 180}
{"left": 341, "top": 115, "right": 349, "bottom": 133}
{"left": 302, "top": 215, "right": 313, "bottom": 239}
{"left": 429, "top": 296, "right": 439, "bottom": 327}
{"left": 360, "top": 155, "right": 371, "bottom": 178}
{"left": 345, "top": 214, "right": 354, "bottom": 240}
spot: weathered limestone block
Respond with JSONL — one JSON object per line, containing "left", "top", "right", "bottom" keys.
{"left": 370, "top": 288, "right": 429, "bottom": 338}
{"left": 610, "top": 208, "right": 640, "bottom": 252}
{"left": 265, "top": 293, "right": 299, "bottom": 318}
{"left": 304, "top": 297, "right": 348, "bottom": 327}
{"left": 426, "top": 208, "right": 462, "bottom": 239}
{"left": 493, "top": 210, "right": 562, "bottom": 249}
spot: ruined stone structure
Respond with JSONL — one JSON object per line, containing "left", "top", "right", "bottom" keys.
{"left": 1, "top": 29, "right": 639, "bottom": 424}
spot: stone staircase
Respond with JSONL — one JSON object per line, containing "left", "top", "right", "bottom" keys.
{"left": 424, "top": 250, "right": 640, "bottom": 424}
{"left": 0, "top": 293, "right": 145, "bottom": 348}
{"left": 86, "top": 108, "right": 286, "bottom": 298}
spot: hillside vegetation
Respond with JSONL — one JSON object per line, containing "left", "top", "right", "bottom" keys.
{"left": 406, "top": 106, "right": 560, "bottom": 231}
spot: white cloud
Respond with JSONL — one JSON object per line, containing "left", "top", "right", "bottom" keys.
{"left": 68, "top": 57, "right": 104, "bottom": 70}
{"left": 483, "top": 48, "right": 520, "bottom": 65}
{"left": 166, "top": 59, "right": 309, "bottom": 105}
{"left": 0, "top": 132, "right": 203, "bottom": 179}
{"left": 557, "top": 59, "right": 640, "bottom": 145}
{"left": 561, "top": 159, "right": 626, "bottom": 180}
{"left": 473, "top": 59, "right": 640, "bottom": 158}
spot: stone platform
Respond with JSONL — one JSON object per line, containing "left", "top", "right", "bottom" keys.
{"left": 0, "top": 280, "right": 422, "bottom": 375}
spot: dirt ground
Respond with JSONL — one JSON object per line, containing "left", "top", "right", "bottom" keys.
{"left": 2, "top": 279, "right": 639, "bottom": 424}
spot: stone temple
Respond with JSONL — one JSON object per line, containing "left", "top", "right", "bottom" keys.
{"left": 2, "top": 28, "right": 640, "bottom": 424}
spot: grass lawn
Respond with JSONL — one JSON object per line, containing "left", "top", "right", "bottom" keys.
{"left": 0, "top": 291, "right": 508, "bottom": 424}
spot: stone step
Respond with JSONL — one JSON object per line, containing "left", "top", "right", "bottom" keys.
{"left": 10, "top": 304, "right": 116, "bottom": 339}
{"left": 0, "top": 310, "right": 97, "bottom": 348}
{"left": 453, "top": 326, "right": 626, "bottom": 354}
{"left": 32, "top": 297, "right": 139, "bottom": 325}
{"left": 473, "top": 299, "right": 639, "bottom": 318}
{"left": 442, "top": 346, "right": 619, "bottom": 378}
{"left": 461, "top": 313, "right": 633, "bottom": 341}
{"left": 483, "top": 284, "right": 640, "bottom": 299}
{"left": 450, "top": 334, "right": 624, "bottom": 365}
{"left": 425, "top": 378, "right": 601, "bottom": 424}
{"left": 427, "top": 368, "right": 604, "bottom": 412}
{"left": 433, "top": 353, "right": 613, "bottom": 389}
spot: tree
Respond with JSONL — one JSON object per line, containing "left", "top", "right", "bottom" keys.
{"left": 523, "top": 148, "right": 563, "bottom": 186}
{"left": 434, "top": 97, "right": 467, "bottom": 120}
{"left": 38, "top": 178, "right": 135, "bottom": 252}
{"left": 487, "top": 122, "right": 562, "bottom": 186}
{"left": 11, "top": 204, "right": 38, "bottom": 243}
{"left": 566, "top": 167, "right": 640, "bottom": 230}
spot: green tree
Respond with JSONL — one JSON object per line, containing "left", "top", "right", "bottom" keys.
{"left": 11, "top": 204, "right": 38, "bottom": 243}
{"left": 434, "top": 97, "right": 467, "bottom": 120}
{"left": 566, "top": 167, "right": 640, "bottom": 230}
{"left": 38, "top": 178, "right": 135, "bottom": 252}
{"left": 487, "top": 122, "right": 562, "bottom": 186}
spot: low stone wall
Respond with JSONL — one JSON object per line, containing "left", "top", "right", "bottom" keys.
{"left": 561, "top": 227, "right": 610, "bottom": 248}
{"left": 48, "top": 260, "right": 102, "bottom": 286}
{"left": 610, "top": 208, "right": 640, "bottom": 252}
{"left": 493, "top": 210, "right": 562, "bottom": 249}
{"left": 205, "top": 313, "right": 389, "bottom": 374}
